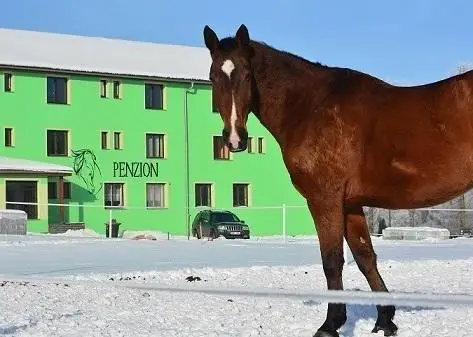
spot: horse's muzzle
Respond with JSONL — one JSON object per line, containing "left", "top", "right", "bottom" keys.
{"left": 222, "top": 128, "right": 248, "bottom": 152}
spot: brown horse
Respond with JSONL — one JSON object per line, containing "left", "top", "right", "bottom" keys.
{"left": 203, "top": 24, "right": 473, "bottom": 336}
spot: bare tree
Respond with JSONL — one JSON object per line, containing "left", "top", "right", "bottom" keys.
{"left": 456, "top": 63, "right": 473, "bottom": 75}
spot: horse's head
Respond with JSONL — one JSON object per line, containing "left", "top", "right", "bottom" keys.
{"left": 71, "top": 149, "right": 102, "bottom": 195}
{"left": 203, "top": 24, "right": 255, "bottom": 152}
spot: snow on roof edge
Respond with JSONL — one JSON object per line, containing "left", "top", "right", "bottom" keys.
{"left": 0, "top": 27, "right": 213, "bottom": 82}
{"left": 0, "top": 63, "right": 211, "bottom": 83}
{"left": 0, "top": 157, "right": 73, "bottom": 175}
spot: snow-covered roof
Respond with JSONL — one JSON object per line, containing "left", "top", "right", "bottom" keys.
{"left": 0, "top": 28, "right": 212, "bottom": 82}
{"left": 0, "top": 157, "right": 73, "bottom": 176}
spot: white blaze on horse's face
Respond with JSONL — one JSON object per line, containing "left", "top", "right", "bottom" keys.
{"left": 221, "top": 59, "right": 235, "bottom": 78}
{"left": 221, "top": 59, "right": 240, "bottom": 149}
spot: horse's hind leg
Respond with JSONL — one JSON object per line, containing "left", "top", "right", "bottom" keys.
{"left": 344, "top": 205, "right": 398, "bottom": 336}
{"left": 308, "top": 198, "right": 347, "bottom": 337}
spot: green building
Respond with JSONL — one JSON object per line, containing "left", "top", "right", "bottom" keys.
{"left": 0, "top": 28, "right": 314, "bottom": 237}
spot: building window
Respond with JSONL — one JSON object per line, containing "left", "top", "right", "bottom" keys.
{"left": 114, "top": 132, "right": 121, "bottom": 150}
{"left": 6, "top": 181, "right": 38, "bottom": 219}
{"left": 47, "top": 76, "right": 68, "bottom": 104}
{"left": 63, "top": 182, "right": 71, "bottom": 199}
{"left": 101, "top": 131, "right": 108, "bottom": 149}
{"left": 212, "top": 88, "right": 218, "bottom": 113}
{"left": 213, "top": 136, "right": 230, "bottom": 160}
{"left": 233, "top": 183, "right": 249, "bottom": 207}
{"left": 146, "top": 183, "right": 165, "bottom": 208}
{"left": 247, "top": 137, "right": 253, "bottom": 153}
{"left": 100, "top": 80, "right": 107, "bottom": 98}
{"left": 47, "top": 130, "right": 68, "bottom": 156}
{"left": 195, "top": 183, "right": 212, "bottom": 207}
{"left": 104, "top": 183, "right": 124, "bottom": 207}
{"left": 145, "top": 83, "right": 163, "bottom": 109}
{"left": 146, "top": 133, "right": 165, "bottom": 158}
{"left": 113, "top": 81, "right": 120, "bottom": 99}
{"left": 4, "top": 128, "right": 13, "bottom": 147}
{"left": 48, "top": 182, "right": 57, "bottom": 199}
{"left": 49, "top": 181, "right": 71, "bottom": 199}
{"left": 258, "top": 137, "right": 264, "bottom": 153}
{"left": 4, "top": 73, "right": 12, "bottom": 92}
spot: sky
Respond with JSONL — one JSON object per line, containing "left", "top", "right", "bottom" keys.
{"left": 0, "top": 0, "right": 471, "bottom": 85}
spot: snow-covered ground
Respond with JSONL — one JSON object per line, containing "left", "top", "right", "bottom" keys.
{"left": 0, "top": 231, "right": 473, "bottom": 336}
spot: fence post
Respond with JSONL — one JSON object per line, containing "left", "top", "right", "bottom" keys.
{"left": 282, "top": 203, "right": 287, "bottom": 243}
{"left": 109, "top": 208, "right": 113, "bottom": 238}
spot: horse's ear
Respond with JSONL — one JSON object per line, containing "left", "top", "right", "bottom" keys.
{"left": 203, "top": 25, "right": 219, "bottom": 54}
{"left": 235, "top": 24, "right": 250, "bottom": 47}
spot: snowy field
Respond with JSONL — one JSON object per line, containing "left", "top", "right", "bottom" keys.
{"left": 0, "top": 231, "right": 473, "bottom": 337}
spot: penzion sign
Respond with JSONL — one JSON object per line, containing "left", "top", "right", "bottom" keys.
{"left": 113, "top": 161, "right": 159, "bottom": 178}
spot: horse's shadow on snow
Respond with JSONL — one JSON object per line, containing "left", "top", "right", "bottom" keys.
{"left": 303, "top": 291, "right": 441, "bottom": 337}
{"left": 342, "top": 303, "right": 438, "bottom": 337}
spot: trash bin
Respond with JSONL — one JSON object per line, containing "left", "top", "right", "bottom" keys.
{"left": 105, "top": 219, "right": 121, "bottom": 238}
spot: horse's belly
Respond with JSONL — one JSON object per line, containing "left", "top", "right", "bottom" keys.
{"left": 360, "top": 151, "right": 473, "bottom": 209}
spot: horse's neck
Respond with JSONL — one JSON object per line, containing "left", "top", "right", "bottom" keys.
{"left": 250, "top": 43, "right": 333, "bottom": 148}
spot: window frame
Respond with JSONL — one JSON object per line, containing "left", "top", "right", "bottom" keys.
{"left": 4, "top": 72, "right": 13, "bottom": 92}
{"left": 101, "top": 131, "right": 109, "bottom": 149}
{"left": 113, "top": 80, "right": 121, "bottom": 99}
{"left": 104, "top": 182, "right": 125, "bottom": 208}
{"left": 233, "top": 183, "right": 249, "bottom": 207}
{"left": 213, "top": 135, "right": 230, "bottom": 160}
{"left": 144, "top": 83, "right": 164, "bottom": 110}
{"left": 4, "top": 127, "right": 13, "bottom": 147}
{"left": 46, "top": 129, "right": 69, "bottom": 157}
{"left": 146, "top": 182, "right": 166, "bottom": 208}
{"left": 146, "top": 133, "right": 165, "bottom": 159}
{"left": 46, "top": 76, "right": 69, "bottom": 104}
{"left": 99, "top": 79, "right": 108, "bottom": 98}
{"left": 113, "top": 131, "right": 122, "bottom": 150}
{"left": 195, "top": 183, "right": 212, "bottom": 207}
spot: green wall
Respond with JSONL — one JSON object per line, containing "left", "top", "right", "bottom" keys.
{"left": 0, "top": 69, "right": 315, "bottom": 237}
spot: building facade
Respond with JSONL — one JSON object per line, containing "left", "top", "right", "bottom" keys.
{"left": 0, "top": 28, "right": 315, "bottom": 237}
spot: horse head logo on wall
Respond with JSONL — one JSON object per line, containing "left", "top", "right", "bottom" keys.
{"left": 71, "top": 149, "right": 103, "bottom": 196}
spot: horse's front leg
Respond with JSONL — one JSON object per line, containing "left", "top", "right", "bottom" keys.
{"left": 308, "top": 198, "right": 346, "bottom": 337}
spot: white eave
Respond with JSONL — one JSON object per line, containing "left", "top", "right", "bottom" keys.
{"left": 0, "top": 156, "right": 73, "bottom": 176}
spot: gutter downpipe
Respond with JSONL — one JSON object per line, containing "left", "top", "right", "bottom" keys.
{"left": 184, "top": 81, "right": 195, "bottom": 240}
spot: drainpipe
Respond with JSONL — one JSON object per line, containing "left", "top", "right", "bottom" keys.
{"left": 184, "top": 81, "right": 195, "bottom": 239}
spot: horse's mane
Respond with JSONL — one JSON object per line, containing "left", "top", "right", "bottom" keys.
{"left": 218, "top": 36, "right": 327, "bottom": 68}
{"left": 216, "top": 36, "right": 369, "bottom": 83}
{"left": 252, "top": 40, "right": 327, "bottom": 69}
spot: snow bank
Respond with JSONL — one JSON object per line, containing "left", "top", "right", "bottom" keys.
{"left": 382, "top": 226, "right": 450, "bottom": 240}
{"left": 54, "top": 228, "right": 101, "bottom": 238}
{"left": 120, "top": 230, "right": 172, "bottom": 240}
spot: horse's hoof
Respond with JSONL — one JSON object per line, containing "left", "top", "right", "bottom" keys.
{"left": 313, "top": 330, "right": 339, "bottom": 337}
{"left": 371, "top": 321, "right": 398, "bottom": 336}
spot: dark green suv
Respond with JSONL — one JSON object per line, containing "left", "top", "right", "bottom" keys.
{"left": 191, "top": 209, "right": 250, "bottom": 239}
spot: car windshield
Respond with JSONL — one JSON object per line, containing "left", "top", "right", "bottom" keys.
{"left": 211, "top": 212, "right": 239, "bottom": 223}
